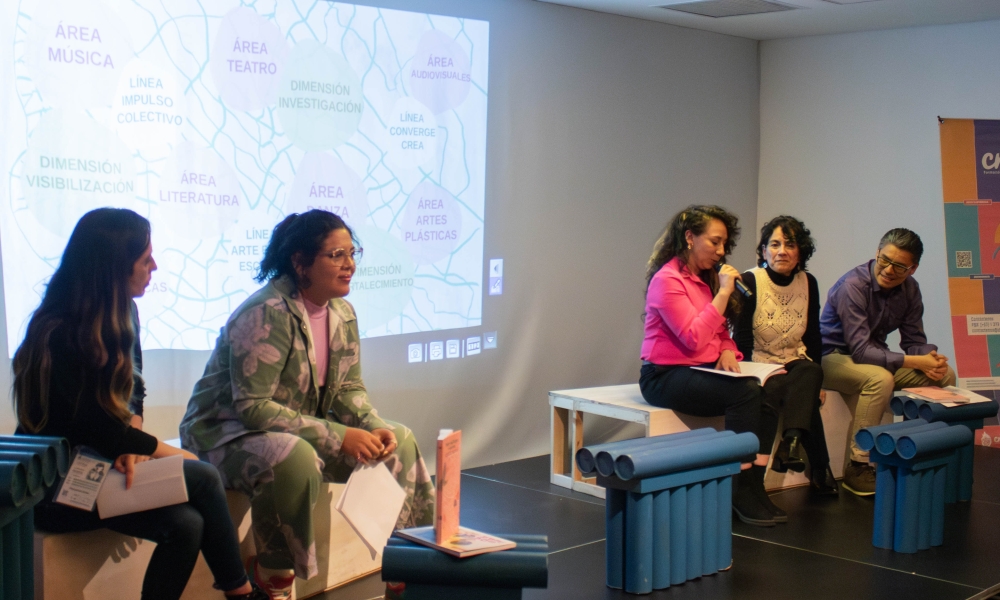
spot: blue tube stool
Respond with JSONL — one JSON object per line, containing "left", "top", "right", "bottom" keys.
{"left": 856, "top": 420, "right": 972, "bottom": 553}
{"left": 381, "top": 535, "right": 548, "bottom": 599}
{"left": 579, "top": 430, "right": 758, "bottom": 594}
{"left": 891, "top": 393, "right": 999, "bottom": 502}
{"left": 0, "top": 435, "right": 69, "bottom": 600}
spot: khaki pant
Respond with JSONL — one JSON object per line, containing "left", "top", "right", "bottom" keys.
{"left": 821, "top": 353, "right": 956, "bottom": 463}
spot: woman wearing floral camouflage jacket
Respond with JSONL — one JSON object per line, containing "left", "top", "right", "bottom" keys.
{"left": 179, "top": 210, "right": 434, "bottom": 600}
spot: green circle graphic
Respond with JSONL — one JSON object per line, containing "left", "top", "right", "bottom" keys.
{"left": 276, "top": 40, "right": 363, "bottom": 151}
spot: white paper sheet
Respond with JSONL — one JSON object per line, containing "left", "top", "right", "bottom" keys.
{"left": 335, "top": 462, "right": 406, "bottom": 558}
{"left": 96, "top": 455, "right": 188, "bottom": 519}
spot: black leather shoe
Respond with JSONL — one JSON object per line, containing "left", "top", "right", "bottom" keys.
{"left": 810, "top": 465, "right": 839, "bottom": 496}
{"left": 772, "top": 436, "right": 806, "bottom": 473}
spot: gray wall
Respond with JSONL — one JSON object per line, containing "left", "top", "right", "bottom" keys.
{"left": 0, "top": 0, "right": 761, "bottom": 469}
{"left": 759, "top": 19, "right": 1000, "bottom": 364}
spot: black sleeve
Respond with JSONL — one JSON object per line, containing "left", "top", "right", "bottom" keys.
{"left": 733, "top": 271, "right": 758, "bottom": 361}
{"left": 47, "top": 329, "right": 158, "bottom": 460}
{"left": 804, "top": 273, "right": 822, "bottom": 364}
{"left": 128, "top": 300, "right": 145, "bottom": 418}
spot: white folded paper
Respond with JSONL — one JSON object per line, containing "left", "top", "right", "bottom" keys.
{"left": 97, "top": 455, "right": 188, "bottom": 519}
{"left": 335, "top": 461, "right": 406, "bottom": 558}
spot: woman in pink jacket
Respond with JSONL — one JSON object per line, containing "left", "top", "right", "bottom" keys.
{"left": 639, "top": 205, "right": 773, "bottom": 527}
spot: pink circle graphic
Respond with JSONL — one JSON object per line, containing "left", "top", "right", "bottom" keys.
{"left": 408, "top": 30, "right": 472, "bottom": 115}
{"left": 210, "top": 8, "right": 288, "bottom": 111}
{"left": 400, "top": 181, "right": 462, "bottom": 265}
{"left": 287, "top": 153, "right": 369, "bottom": 228}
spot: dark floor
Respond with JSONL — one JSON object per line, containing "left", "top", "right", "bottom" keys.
{"left": 318, "top": 448, "right": 1000, "bottom": 600}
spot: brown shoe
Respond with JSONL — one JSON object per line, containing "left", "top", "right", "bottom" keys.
{"left": 842, "top": 461, "right": 876, "bottom": 496}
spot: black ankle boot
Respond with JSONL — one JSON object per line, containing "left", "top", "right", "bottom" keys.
{"left": 810, "top": 464, "right": 839, "bottom": 496}
{"left": 772, "top": 436, "right": 806, "bottom": 473}
{"left": 732, "top": 469, "right": 776, "bottom": 527}
{"left": 748, "top": 465, "right": 787, "bottom": 522}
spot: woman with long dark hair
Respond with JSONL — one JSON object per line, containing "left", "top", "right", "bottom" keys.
{"left": 14, "top": 208, "right": 264, "bottom": 600}
{"left": 733, "top": 216, "right": 837, "bottom": 498}
{"left": 180, "top": 210, "right": 434, "bottom": 600}
{"left": 639, "top": 205, "right": 774, "bottom": 526}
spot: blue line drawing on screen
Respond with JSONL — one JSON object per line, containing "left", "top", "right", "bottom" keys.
{"left": 2, "top": 0, "right": 489, "bottom": 354}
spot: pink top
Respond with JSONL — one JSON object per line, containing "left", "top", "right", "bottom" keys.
{"left": 641, "top": 257, "right": 742, "bottom": 366}
{"left": 303, "top": 297, "right": 330, "bottom": 387}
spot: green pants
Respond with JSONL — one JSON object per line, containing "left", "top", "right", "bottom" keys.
{"left": 205, "top": 420, "right": 435, "bottom": 579}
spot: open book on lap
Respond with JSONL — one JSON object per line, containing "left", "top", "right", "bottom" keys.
{"left": 691, "top": 362, "right": 786, "bottom": 385}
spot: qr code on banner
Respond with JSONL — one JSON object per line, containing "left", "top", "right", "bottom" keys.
{"left": 956, "top": 251, "right": 973, "bottom": 268}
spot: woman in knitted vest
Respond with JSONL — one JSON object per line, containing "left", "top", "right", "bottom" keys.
{"left": 733, "top": 215, "right": 838, "bottom": 521}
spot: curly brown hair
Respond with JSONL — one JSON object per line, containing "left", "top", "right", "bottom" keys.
{"left": 645, "top": 205, "right": 742, "bottom": 319}
{"left": 645, "top": 205, "right": 741, "bottom": 288}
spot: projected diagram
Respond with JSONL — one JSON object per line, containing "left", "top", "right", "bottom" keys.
{"left": 2, "top": 0, "right": 488, "bottom": 353}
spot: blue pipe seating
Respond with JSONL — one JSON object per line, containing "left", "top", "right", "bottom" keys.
{"left": 577, "top": 430, "right": 758, "bottom": 594}
{"left": 890, "top": 394, "right": 999, "bottom": 502}
{"left": 0, "top": 435, "right": 69, "bottom": 600}
{"left": 855, "top": 420, "right": 972, "bottom": 553}
{"left": 381, "top": 534, "right": 548, "bottom": 600}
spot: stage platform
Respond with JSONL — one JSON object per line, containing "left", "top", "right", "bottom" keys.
{"left": 318, "top": 447, "right": 1000, "bottom": 600}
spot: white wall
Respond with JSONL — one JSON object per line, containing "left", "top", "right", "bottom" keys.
{"left": 759, "top": 19, "right": 1000, "bottom": 361}
{"left": 0, "top": 0, "right": 761, "bottom": 469}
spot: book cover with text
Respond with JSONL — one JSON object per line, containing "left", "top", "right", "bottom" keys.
{"left": 396, "top": 525, "right": 516, "bottom": 558}
{"left": 435, "top": 429, "right": 462, "bottom": 544}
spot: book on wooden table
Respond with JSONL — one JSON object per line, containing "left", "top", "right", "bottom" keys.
{"left": 691, "top": 362, "right": 786, "bottom": 385}
{"left": 394, "top": 525, "right": 516, "bottom": 558}
{"left": 435, "top": 429, "right": 462, "bottom": 544}
{"left": 902, "top": 386, "right": 992, "bottom": 407}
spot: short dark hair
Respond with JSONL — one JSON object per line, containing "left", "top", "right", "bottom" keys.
{"left": 756, "top": 215, "right": 815, "bottom": 270}
{"left": 879, "top": 228, "right": 923, "bottom": 263}
{"left": 257, "top": 210, "right": 356, "bottom": 284}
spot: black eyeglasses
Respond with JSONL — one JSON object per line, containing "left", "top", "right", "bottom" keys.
{"left": 322, "top": 247, "right": 363, "bottom": 265}
{"left": 876, "top": 254, "right": 914, "bottom": 275}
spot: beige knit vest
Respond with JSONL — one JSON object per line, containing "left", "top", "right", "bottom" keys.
{"left": 750, "top": 267, "right": 809, "bottom": 365}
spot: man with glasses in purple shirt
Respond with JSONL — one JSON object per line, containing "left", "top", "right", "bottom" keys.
{"left": 820, "top": 228, "right": 955, "bottom": 496}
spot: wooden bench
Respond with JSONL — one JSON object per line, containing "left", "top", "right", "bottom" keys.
{"left": 549, "top": 385, "right": 724, "bottom": 498}
{"left": 550, "top": 384, "right": 859, "bottom": 498}
{"left": 34, "top": 483, "right": 379, "bottom": 600}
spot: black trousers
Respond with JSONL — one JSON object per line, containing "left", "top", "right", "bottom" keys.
{"left": 639, "top": 363, "right": 764, "bottom": 447}
{"left": 35, "top": 460, "right": 248, "bottom": 600}
{"left": 758, "top": 359, "right": 830, "bottom": 468}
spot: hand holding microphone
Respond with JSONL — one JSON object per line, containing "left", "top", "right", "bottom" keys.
{"left": 714, "top": 263, "right": 753, "bottom": 298}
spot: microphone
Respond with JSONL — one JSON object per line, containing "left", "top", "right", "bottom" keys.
{"left": 715, "top": 263, "right": 753, "bottom": 298}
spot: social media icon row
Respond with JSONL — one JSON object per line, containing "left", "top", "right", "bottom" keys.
{"left": 408, "top": 332, "right": 497, "bottom": 363}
